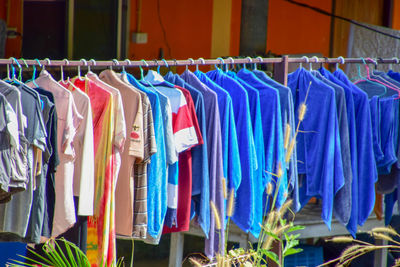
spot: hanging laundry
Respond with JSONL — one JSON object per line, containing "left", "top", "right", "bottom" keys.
{"left": 288, "top": 67, "right": 345, "bottom": 229}
{"left": 207, "top": 68, "right": 257, "bottom": 235}
{"left": 164, "top": 72, "right": 210, "bottom": 239}
{"left": 181, "top": 70, "right": 224, "bottom": 257}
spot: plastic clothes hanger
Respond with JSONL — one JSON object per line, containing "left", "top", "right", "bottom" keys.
{"left": 225, "top": 57, "right": 234, "bottom": 73}
{"left": 253, "top": 56, "right": 263, "bottom": 71}
{"left": 24, "top": 59, "right": 41, "bottom": 87}
{"left": 214, "top": 57, "right": 224, "bottom": 71}
{"left": 355, "top": 58, "right": 399, "bottom": 91}
{"left": 139, "top": 59, "right": 154, "bottom": 85}
{"left": 38, "top": 58, "right": 51, "bottom": 76}
{"left": 7, "top": 57, "right": 23, "bottom": 85}
{"left": 195, "top": 57, "right": 206, "bottom": 73}
{"left": 19, "top": 58, "right": 29, "bottom": 82}
{"left": 242, "top": 57, "right": 252, "bottom": 70}
{"left": 167, "top": 59, "right": 176, "bottom": 73}
{"left": 76, "top": 59, "right": 87, "bottom": 81}
{"left": 121, "top": 59, "right": 128, "bottom": 73}
{"left": 335, "top": 56, "right": 345, "bottom": 71}
{"left": 87, "top": 59, "right": 96, "bottom": 74}
{"left": 157, "top": 59, "right": 169, "bottom": 74}
{"left": 111, "top": 59, "right": 119, "bottom": 72}
{"left": 354, "top": 58, "right": 395, "bottom": 97}
{"left": 368, "top": 57, "right": 400, "bottom": 97}
{"left": 139, "top": 59, "right": 148, "bottom": 80}
{"left": 300, "top": 56, "right": 309, "bottom": 69}
{"left": 185, "top": 58, "right": 194, "bottom": 72}
{"left": 145, "top": 60, "right": 174, "bottom": 87}
{"left": 60, "top": 59, "right": 80, "bottom": 92}
{"left": 60, "top": 59, "right": 67, "bottom": 82}
{"left": 389, "top": 57, "right": 399, "bottom": 71}
{"left": 310, "top": 56, "right": 319, "bottom": 71}
{"left": 139, "top": 59, "right": 163, "bottom": 92}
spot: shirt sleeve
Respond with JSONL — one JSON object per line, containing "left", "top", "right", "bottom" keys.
{"left": 114, "top": 92, "right": 127, "bottom": 151}
{"left": 62, "top": 94, "right": 78, "bottom": 158}
{"left": 32, "top": 102, "right": 47, "bottom": 152}
{"left": 146, "top": 99, "right": 157, "bottom": 160}
{"left": 227, "top": 97, "right": 242, "bottom": 192}
{"left": 77, "top": 98, "right": 95, "bottom": 216}
{"left": 4, "top": 100, "right": 19, "bottom": 149}
{"left": 129, "top": 92, "right": 144, "bottom": 161}
{"left": 163, "top": 99, "right": 178, "bottom": 165}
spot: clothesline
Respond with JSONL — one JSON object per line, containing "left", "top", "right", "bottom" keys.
{"left": 1, "top": 56, "right": 400, "bottom": 68}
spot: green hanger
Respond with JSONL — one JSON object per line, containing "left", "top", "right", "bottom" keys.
{"left": 140, "top": 59, "right": 159, "bottom": 91}
{"left": 139, "top": 59, "right": 148, "bottom": 80}
{"left": 19, "top": 58, "right": 28, "bottom": 82}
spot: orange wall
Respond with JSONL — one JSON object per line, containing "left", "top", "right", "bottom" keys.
{"left": 230, "top": 0, "right": 242, "bottom": 56}
{"left": 392, "top": 0, "right": 400, "bottom": 30}
{"left": 266, "top": 0, "right": 332, "bottom": 56}
{"left": 0, "top": 0, "right": 22, "bottom": 58}
{"left": 129, "top": 0, "right": 214, "bottom": 60}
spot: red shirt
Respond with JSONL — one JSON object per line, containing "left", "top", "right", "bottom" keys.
{"left": 163, "top": 86, "right": 203, "bottom": 233}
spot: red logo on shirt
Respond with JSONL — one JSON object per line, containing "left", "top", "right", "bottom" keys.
{"left": 131, "top": 131, "right": 139, "bottom": 139}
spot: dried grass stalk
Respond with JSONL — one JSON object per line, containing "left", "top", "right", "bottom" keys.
{"left": 283, "top": 123, "right": 291, "bottom": 149}
{"left": 227, "top": 189, "right": 235, "bottom": 217}
{"left": 371, "top": 227, "right": 399, "bottom": 237}
{"left": 210, "top": 201, "right": 222, "bottom": 230}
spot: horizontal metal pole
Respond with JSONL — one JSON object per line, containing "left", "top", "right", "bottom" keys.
{"left": 0, "top": 57, "right": 398, "bottom": 68}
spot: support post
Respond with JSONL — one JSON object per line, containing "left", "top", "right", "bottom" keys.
{"left": 374, "top": 238, "right": 387, "bottom": 267}
{"left": 169, "top": 232, "right": 184, "bottom": 267}
{"left": 274, "top": 55, "right": 289, "bottom": 86}
{"left": 239, "top": 233, "right": 250, "bottom": 249}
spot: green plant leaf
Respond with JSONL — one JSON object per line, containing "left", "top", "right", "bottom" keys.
{"left": 6, "top": 259, "right": 35, "bottom": 267}
{"left": 284, "top": 248, "right": 303, "bottom": 257}
{"left": 261, "top": 249, "right": 281, "bottom": 267}
{"left": 22, "top": 247, "right": 54, "bottom": 266}
{"left": 287, "top": 225, "right": 305, "bottom": 233}
{"left": 54, "top": 239, "right": 72, "bottom": 267}
{"left": 285, "top": 239, "right": 299, "bottom": 250}
{"left": 7, "top": 258, "right": 46, "bottom": 267}
{"left": 264, "top": 231, "right": 282, "bottom": 242}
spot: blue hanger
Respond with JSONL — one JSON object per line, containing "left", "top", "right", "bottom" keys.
{"left": 215, "top": 57, "right": 224, "bottom": 70}
{"left": 157, "top": 59, "right": 169, "bottom": 74}
{"left": 24, "top": 59, "right": 41, "bottom": 87}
